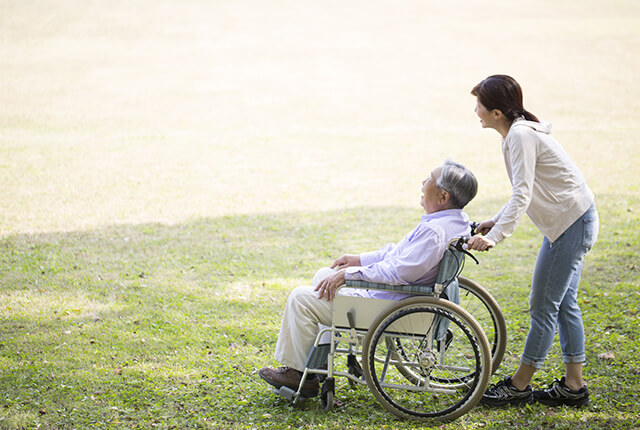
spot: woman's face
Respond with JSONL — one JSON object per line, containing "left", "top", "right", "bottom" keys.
{"left": 474, "top": 98, "right": 497, "bottom": 129}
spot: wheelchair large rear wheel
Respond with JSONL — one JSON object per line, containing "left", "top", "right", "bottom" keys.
{"left": 384, "top": 278, "right": 506, "bottom": 386}
{"left": 362, "top": 297, "right": 491, "bottom": 422}
{"left": 458, "top": 276, "right": 506, "bottom": 374}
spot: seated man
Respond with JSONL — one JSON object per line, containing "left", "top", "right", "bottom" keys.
{"left": 259, "top": 160, "right": 478, "bottom": 397}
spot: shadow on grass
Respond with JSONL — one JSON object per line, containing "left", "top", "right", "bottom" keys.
{"left": 0, "top": 199, "right": 639, "bottom": 429}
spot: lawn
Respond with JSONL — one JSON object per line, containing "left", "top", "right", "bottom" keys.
{"left": 1, "top": 0, "right": 640, "bottom": 429}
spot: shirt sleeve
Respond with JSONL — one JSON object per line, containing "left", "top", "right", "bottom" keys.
{"left": 359, "top": 242, "right": 397, "bottom": 266}
{"left": 345, "top": 225, "right": 446, "bottom": 285}
{"left": 486, "top": 128, "right": 536, "bottom": 244}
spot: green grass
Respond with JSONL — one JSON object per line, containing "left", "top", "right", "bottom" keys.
{"left": 2, "top": 0, "right": 640, "bottom": 428}
{"left": 1, "top": 204, "right": 639, "bottom": 429}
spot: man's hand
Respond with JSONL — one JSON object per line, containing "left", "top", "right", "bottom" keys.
{"left": 467, "top": 234, "right": 495, "bottom": 251}
{"left": 331, "top": 254, "right": 361, "bottom": 270}
{"left": 314, "top": 269, "right": 346, "bottom": 301}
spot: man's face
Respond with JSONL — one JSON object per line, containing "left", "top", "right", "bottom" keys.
{"left": 421, "top": 166, "right": 444, "bottom": 214}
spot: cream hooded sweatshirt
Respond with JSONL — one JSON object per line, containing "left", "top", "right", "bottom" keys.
{"left": 486, "top": 118, "right": 594, "bottom": 245}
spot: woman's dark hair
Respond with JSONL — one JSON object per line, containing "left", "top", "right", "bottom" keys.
{"left": 471, "top": 75, "right": 539, "bottom": 123}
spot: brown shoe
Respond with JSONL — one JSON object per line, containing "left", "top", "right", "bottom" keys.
{"left": 258, "top": 366, "right": 319, "bottom": 397}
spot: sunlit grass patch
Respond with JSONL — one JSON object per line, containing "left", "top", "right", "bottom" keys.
{"left": 1, "top": 289, "right": 110, "bottom": 321}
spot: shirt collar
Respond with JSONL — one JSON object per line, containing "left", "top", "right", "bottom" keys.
{"left": 421, "top": 208, "right": 463, "bottom": 221}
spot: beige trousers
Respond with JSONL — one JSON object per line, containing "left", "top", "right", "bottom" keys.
{"left": 273, "top": 268, "right": 335, "bottom": 371}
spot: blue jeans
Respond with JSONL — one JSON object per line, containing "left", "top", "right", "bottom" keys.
{"left": 521, "top": 205, "right": 599, "bottom": 368}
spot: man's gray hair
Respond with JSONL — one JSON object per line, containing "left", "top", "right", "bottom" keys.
{"left": 436, "top": 160, "right": 478, "bottom": 209}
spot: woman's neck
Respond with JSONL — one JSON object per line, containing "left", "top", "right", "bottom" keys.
{"left": 496, "top": 119, "right": 513, "bottom": 138}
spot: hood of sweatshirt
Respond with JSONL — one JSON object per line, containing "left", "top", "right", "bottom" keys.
{"left": 511, "top": 118, "right": 553, "bottom": 134}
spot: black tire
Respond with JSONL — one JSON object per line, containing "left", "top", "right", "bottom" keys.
{"left": 321, "top": 378, "right": 335, "bottom": 411}
{"left": 362, "top": 297, "right": 491, "bottom": 421}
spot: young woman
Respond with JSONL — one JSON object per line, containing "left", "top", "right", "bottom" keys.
{"left": 467, "top": 75, "right": 599, "bottom": 407}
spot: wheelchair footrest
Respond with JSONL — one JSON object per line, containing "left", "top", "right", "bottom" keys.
{"left": 273, "top": 385, "right": 303, "bottom": 401}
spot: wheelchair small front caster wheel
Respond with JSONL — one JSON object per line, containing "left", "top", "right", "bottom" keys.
{"left": 347, "top": 354, "right": 364, "bottom": 387}
{"left": 321, "top": 377, "right": 335, "bottom": 411}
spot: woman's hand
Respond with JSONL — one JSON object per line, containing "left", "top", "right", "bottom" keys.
{"left": 467, "top": 234, "right": 496, "bottom": 251}
{"left": 475, "top": 220, "right": 495, "bottom": 235}
{"left": 314, "top": 269, "right": 346, "bottom": 301}
{"left": 468, "top": 219, "right": 496, "bottom": 251}
{"left": 331, "top": 254, "right": 361, "bottom": 270}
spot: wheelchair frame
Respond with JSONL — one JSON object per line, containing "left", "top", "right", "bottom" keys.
{"left": 272, "top": 237, "right": 506, "bottom": 422}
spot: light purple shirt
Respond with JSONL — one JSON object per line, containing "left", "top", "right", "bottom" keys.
{"left": 341, "top": 209, "right": 471, "bottom": 300}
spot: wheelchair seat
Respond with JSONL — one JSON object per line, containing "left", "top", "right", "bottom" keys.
{"left": 335, "top": 245, "right": 466, "bottom": 330}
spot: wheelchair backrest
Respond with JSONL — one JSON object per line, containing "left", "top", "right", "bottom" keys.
{"left": 434, "top": 247, "right": 465, "bottom": 294}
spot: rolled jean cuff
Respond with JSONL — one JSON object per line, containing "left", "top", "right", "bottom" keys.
{"left": 562, "top": 353, "right": 586, "bottom": 364}
{"left": 520, "top": 355, "right": 546, "bottom": 370}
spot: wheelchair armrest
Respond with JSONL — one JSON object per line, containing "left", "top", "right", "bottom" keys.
{"left": 344, "top": 279, "right": 435, "bottom": 295}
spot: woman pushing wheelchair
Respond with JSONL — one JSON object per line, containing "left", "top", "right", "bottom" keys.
{"left": 467, "top": 75, "right": 599, "bottom": 407}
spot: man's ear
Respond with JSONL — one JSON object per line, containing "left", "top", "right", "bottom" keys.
{"left": 439, "top": 189, "right": 451, "bottom": 207}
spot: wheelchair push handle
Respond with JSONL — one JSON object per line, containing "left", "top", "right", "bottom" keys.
{"left": 448, "top": 222, "right": 482, "bottom": 265}
{"left": 470, "top": 221, "right": 479, "bottom": 236}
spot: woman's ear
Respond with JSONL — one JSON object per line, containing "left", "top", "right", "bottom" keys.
{"left": 492, "top": 109, "right": 504, "bottom": 120}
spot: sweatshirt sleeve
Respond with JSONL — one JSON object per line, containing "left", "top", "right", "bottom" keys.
{"left": 486, "top": 129, "right": 536, "bottom": 244}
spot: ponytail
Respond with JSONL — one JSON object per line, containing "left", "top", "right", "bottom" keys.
{"left": 522, "top": 109, "right": 539, "bottom": 122}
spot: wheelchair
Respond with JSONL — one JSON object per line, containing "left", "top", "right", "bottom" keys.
{"left": 272, "top": 234, "right": 507, "bottom": 422}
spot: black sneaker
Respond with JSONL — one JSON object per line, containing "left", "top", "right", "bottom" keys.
{"left": 533, "top": 377, "right": 589, "bottom": 407}
{"left": 480, "top": 376, "right": 533, "bottom": 406}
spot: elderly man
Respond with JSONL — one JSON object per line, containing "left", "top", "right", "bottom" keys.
{"left": 259, "top": 160, "right": 478, "bottom": 397}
